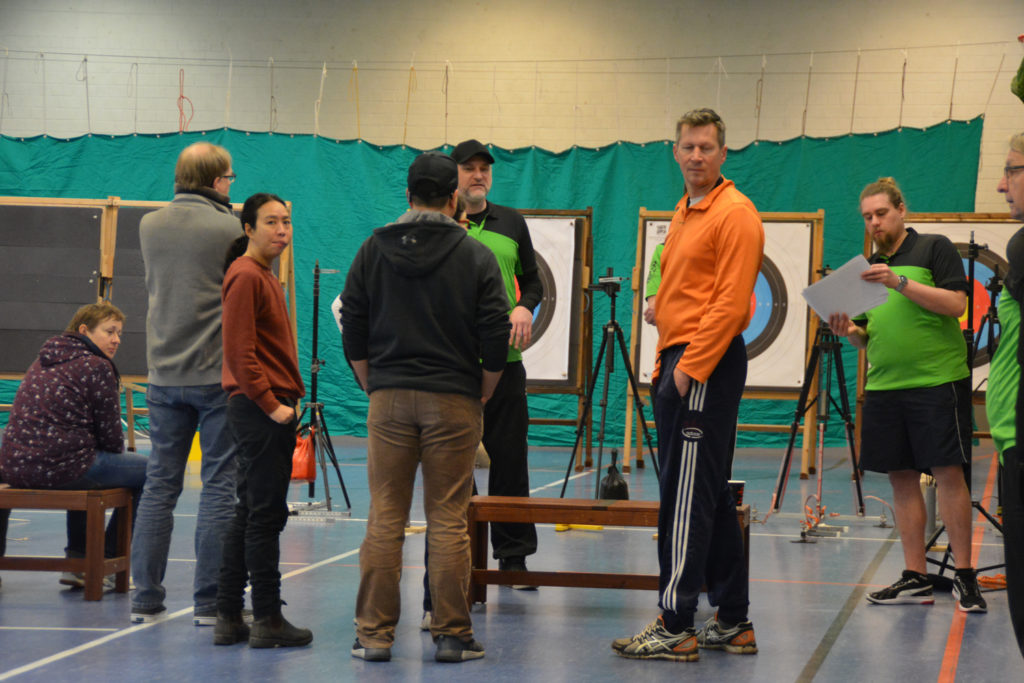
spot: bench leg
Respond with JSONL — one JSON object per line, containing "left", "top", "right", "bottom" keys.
{"left": 113, "top": 499, "right": 132, "bottom": 593}
{"left": 84, "top": 497, "right": 105, "bottom": 601}
{"left": 468, "top": 515, "right": 489, "bottom": 605}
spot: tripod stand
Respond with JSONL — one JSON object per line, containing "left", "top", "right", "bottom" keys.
{"left": 923, "top": 234, "right": 1003, "bottom": 575}
{"left": 560, "top": 268, "right": 659, "bottom": 498}
{"left": 770, "top": 318, "right": 865, "bottom": 534}
{"left": 292, "top": 261, "right": 351, "bottom": 513}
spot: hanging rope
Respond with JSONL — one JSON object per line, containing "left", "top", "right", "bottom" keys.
{"left": 713, "top": 57, "right": 728, "bottom": 111}
{"left": 754, "top": 54, "right": 766, "bottom": 140}
{"left": 850, "top": 49, "right": 861, "bottom": 134}
{"left": 898, "top": 49, "right": 908, "bottom": 129}
{"left": 948, "top": 45, "right": 959, "bottom": 120}
{"left": 800, "top": 52, "right": 813, "bottom": 136}
{"left": 663, "top": 57, "right": 671, "bottom": 137}
{"left": 128, "top": 62, "right": 138, "bottom": 134}
{"left": 75, "top": 56, "right": 91, "bottom": 133}
{"left": 225, "top": 49, "right": 233, "bottom": 129}
{"left": 314, "top": 61, "right": 327, "bottom": 137}
{"left": 349, "top": 60, "right": 361, "bottom": 139}
{"left": 442, "top": 60, "right": 452, "bottom": 144}
{"left": 983, "top": 51, "right": 1007, "bottom": 120}
{"left": 39, "top": 53, "right": 47, "bottom": 135}
{"left": 402, "top": 60, "right": 417, "bottom": 146}
{"left": 268, "top": 58, "right": 278, "bottom": 132}
{"left": 0, "top": 47, "right": 10, "bottom": 136}
{"left": 177, "top": 68, "right": 194, "bottom": 132}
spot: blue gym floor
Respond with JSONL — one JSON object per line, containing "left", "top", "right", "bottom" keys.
{"left": 0, "top": 438, "right": 1021, "bottom": 682}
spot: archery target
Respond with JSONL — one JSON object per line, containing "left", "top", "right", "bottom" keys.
{"left": 953, "top": 244, "right": 1007, "bottom": 368}
{"left": 521, "top": 216, "right": 578, "bottom": 382}
{"left": 635, "top": 217, "right": 812, "bottom": 389}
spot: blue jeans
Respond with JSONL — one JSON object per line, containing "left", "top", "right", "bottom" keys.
{"left": 131, "top": 384, "right": 237, "bottom": 612}
{"left": 57, "top": 450, "right": 148, "bottom": 558}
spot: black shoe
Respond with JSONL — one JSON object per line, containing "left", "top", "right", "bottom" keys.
{"left": 499, "top": 556, "right": 537, "bottom": 591}
{"left": 435, "top": 635, "right": 485, "bottom": 662}
{"left": 213, "top": 612, "right": 251, "bottom": 646}
{"left": 248, "top": 613, "right": 313, "bottom": 648}
{"left": 351, "top": 638, "right": 391, "bottom": 662}
{"left": 866, "top": 570, "right": 933, "bottom": 605}
{"left": 952, "top": 571, "right": 988, "bottom": 613}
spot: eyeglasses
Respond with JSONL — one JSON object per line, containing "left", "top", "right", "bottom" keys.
{"left": 219, "top": 173, "right": 237, "bottom": 182}
{"left": 1004, "top": 165, "right": 1024, "bottom": 178}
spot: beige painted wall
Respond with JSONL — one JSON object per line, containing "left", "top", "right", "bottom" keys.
{"left": 1, "top": 0, "right": 1022, "bottom": 209}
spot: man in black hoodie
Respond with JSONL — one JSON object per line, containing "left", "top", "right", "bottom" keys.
{"left": 341, "top": 151, "right": 510, "bottom": 664}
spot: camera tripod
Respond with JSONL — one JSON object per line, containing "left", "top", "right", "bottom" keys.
{"left": 770, "top": 316, "right": 865, "bottom": 535}
{"left": 292, "top": 261, "right": 350, "bottom": 512}
{"left": 560, "top": 268, "right": 659, "bottom": 499}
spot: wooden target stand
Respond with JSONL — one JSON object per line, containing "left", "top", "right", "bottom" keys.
{"left": 519, "top": 208, "right": 596, "bottom": 470}
{"left": 0, "top": 195, "right": 297, "bottom": 453}
{"left": 622, "top": 209, "right": 825, "bottom": 475}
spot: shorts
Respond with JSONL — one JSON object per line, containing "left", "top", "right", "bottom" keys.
{"left": 859, "top": 377, "right": 971, "bottom": 474}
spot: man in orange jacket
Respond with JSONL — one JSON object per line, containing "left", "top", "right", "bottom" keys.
{"left": 612, "top": 108, "right": 764, "bottom": 662}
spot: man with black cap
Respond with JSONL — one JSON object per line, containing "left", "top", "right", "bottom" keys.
{"left": 341, "top": 151, "right": 510, "bottom": 663}
{"left": 451, "top": 138, "right": 542, "bottom": 579}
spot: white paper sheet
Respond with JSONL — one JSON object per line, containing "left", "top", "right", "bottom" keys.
{"left": 801, "top": 255, "right": 889, "bottom": 319}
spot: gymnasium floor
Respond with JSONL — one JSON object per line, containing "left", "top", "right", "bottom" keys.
{"left": 0, "top": 438, "right": 1020, "bottom": 682}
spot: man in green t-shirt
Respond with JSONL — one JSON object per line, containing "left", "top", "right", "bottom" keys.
{"left": 986, "top": 132, "right": 1024, "bottom": 657}
{"left": 829, "top": 177, "right": 986, "bottom": 613}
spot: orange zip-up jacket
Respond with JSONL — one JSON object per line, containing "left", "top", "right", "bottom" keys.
{"left": 653, "top": 178, "right": 764, "bottom": 384}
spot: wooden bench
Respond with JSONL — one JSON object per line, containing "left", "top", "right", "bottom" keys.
{"left": 468, "top": 495, "right": 750, "bottom": 604}
{"left": 0, "top": 487, "right": 133, "bottom": 600}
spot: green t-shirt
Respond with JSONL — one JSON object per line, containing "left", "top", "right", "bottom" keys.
{"left": 857, "top": 229, "right": 969, "bottom": 391}
{"left": 986, "top": 287, "right": 1020, "bottom": 456}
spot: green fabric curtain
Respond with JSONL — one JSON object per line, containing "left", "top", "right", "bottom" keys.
{"left": 0, "top": 118, "right": 982, "bottom": 446}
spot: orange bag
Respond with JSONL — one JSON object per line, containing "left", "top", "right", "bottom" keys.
{"left": 292, "top": 432, "right": 317, "bottom": 482}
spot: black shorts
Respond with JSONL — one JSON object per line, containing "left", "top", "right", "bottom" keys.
{"left": 859, "top": 377, "right": 971, "bottom": 474}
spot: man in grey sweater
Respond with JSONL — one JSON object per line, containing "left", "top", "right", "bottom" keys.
{"left": 130, "top": 142, "right": 242, "bottom": 625}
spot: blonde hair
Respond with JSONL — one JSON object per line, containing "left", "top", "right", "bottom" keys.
{"left": 1010, "top": 132, "right": 1024, "bottom": 156}
{"left": 66, "top": 301, "right": 125, "bottom": 333}
{"left": 174, "top": 142, "right": 232, "bottom": 191}
{"left": 675, "top": 108, "right": 726, "bottom": 147}
{"left": 859, "top": 177, "right": 906, "bottom": 210}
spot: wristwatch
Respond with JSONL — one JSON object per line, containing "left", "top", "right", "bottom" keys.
{"left": 895, "top": 275, "right": 908, "bottom": 292}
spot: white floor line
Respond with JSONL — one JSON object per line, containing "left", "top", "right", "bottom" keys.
{"left": 0, "top": 626, "right": 118, "bottom": 632}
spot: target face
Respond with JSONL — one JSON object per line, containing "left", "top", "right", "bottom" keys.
{"left": 635, "top": 216, "right": 813, "bottom": 389}
{"left": 744, "top": 255, "right": 788, "bottom": 359}
{"left": 516, "top": 251, "right": 557, "bottom": 350}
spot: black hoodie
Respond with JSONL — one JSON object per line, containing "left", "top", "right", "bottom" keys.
{"left": 341, "top": 210, "right": 511, "bottom": 397}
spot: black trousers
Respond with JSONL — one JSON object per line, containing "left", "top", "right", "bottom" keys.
{"left": 216, "top": 395, "right": 296, "bottom": 619}
{"left": 1002, "top": 446, "right": 1024, "bottom": 658}
{"left": 484, "top": 361, "right": 537, "bottom": 559}
{"left": 654, "top": 338, "right": 750, "bottom": 631}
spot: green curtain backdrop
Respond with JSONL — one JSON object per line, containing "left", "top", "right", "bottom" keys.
{"left": 0, "top": 118, "right": 982, "bottom": 446}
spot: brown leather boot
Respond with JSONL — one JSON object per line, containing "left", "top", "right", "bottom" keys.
{"left": 248, "top": 612, "right": 313, "bottom": 648}
{"left": 213, "top": 611, "right": 250, "bottom": 646}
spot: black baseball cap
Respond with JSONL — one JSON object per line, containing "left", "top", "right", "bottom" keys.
{"left": 407, "top": 151, "right": 458, "bottom": 200}
{"left": 451, "top": 139, "right": 495, "bottom": 165}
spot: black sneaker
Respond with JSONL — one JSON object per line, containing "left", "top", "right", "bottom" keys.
{"left": 499, "top": 557, "right": 537, "bottom": 591}
{"left": 351, "top": 638, "right": 391, "bottom": 662}
{"left": 248, "top": 613, "right": 313, "bottom": 648}
{"left": 435, "top": 635, "right": 485, "bottom": 662}
{"left": 952, "top": 572, "right": 988, "bottom": 613}
{"left": 213, "top": 612, "right": 251, "bottom": 646}
{"left": 867, "top": 570, "right": 934, "bottom": 605}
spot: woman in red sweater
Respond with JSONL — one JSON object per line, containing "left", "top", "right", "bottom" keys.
{"left": 213, "top": 193, "right": 310, "bottom": 648}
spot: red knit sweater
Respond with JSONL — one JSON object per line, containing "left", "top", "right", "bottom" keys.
{"left": 221, "top": 255, "right": 305, "bottom": 415}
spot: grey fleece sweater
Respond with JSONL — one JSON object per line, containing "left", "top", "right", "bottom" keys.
{"left": 139, "top": 189, "right": 242, "bottom": 386}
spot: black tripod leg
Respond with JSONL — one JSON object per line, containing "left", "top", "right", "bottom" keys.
{"left": 830, "top": 343, "right": 865, "bottom": 515}
{"left": 560, "top": 331, "right": 609, "bottom": 498}
{"left": 613, "top": 324, "right": 660, "bottom": 481}
{"left": 317, "top": 407, "right": 351, "bottom": 509}
{"left": 771, "top": 336, "right": 822, "bottom": 513}
{"left": 592, "top": 325, "right": 618, "bottom": 499}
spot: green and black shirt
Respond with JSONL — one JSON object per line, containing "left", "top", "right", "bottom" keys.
{"left": 856, "top": 228, "right": 969, "bottom": 391}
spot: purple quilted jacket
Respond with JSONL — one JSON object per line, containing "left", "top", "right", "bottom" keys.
{"left": 0, "top": 334, "right": 123, "bottom": 488}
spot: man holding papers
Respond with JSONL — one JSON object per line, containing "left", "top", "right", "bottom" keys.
{"left": 828, "top": 177, "right": 985, "bottom": 613}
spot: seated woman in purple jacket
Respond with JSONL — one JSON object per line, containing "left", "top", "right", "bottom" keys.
{"left": 0, "top": 302, "right": 147, "bottom": 587}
